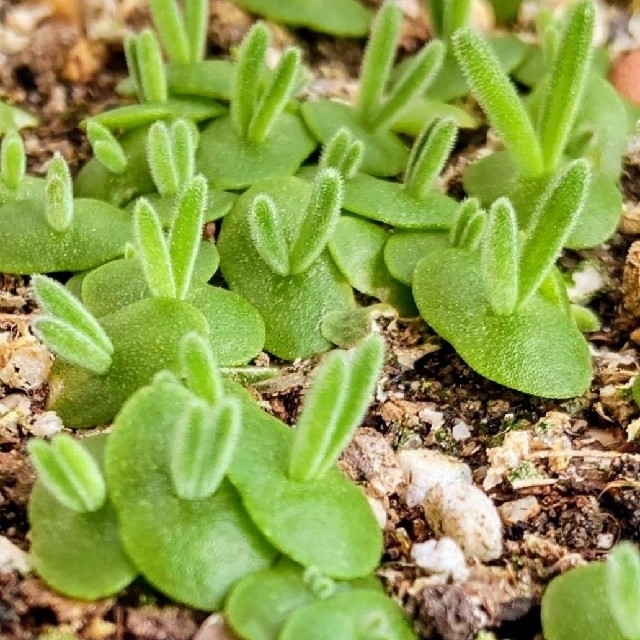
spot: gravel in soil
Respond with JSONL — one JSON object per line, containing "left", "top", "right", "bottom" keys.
{"left": 1, "top": 1, "right": 640, "bottom": 639}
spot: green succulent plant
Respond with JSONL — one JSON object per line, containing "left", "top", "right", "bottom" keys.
{"left": 0, "top": 140, "right": 132, "bottom": 274}
{"left": 454, "top": 0, "right": 624, "bottom": 249}
{"left": 410, "top": 159, "right": 593, "bottom": 398}
{"left": 28, "top": 434, "right": 137, "bottom": 599}
{"left": 301, "top": 2, "right": 445, "bottom": 176}
{"left": 196, "top": 22, "right": 316, "bottom": 189}
{"left": 33, "top": 177, "right": 264, "bottom": 427}
{"left": 218, "top": 168, "right": 354, "bottom": 359}
{"left": 541, "top": 543, "right": 640, "bottom": 640}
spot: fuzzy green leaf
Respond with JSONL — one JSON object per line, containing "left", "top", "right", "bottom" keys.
{"left": 137, "top": 30, "right": 168, "bottom": 103}
{"left": 86, "top": 120, "right": 127, "bottom": 175}
{"left": 289, "top": 168, "right": 343, "bottom": 275}
{"left": 232, "top": 23, "right": 268, "bottom": 137}
{"left": 481, "top": 198, "right": 519, "bottom": 315}
{"left": 169, "top": 176, "right": 206, "bottom": 299}
{"left": 289, "top": 334, "right": 384, "bottom": 481}
{"left": 185, "top": 0, "right": 208, "bottom": 62}
{"left": 248, "top": 47, "right": 300, "bottom": 143}
{"left": 123, "top": 34, "right": 144, "bottom": 102}
{"left": 180, "top": 332, "right": 224, "bottom": 404}
{"left": 453, "top": 28, "right": 543, "bottom": 177}
{"left": 442, "top": 0, "right": 471, "bottom": 39}
{"left": 171, "top": 119, "right": 198, "bottom": 185}
{"left": 133, "top": 198, "right": 175, "bottom": 298}
{"left": 358, "top": 3, "right": 401, "bottom": 125}
{"left": 404, "top": 118, "right": 457, "bottom": 201}
{"left": 373, "top": 39, "right": 444, "bottom": 131}
{"left": 28, "top": 435, "right": 106, "bottom": 513}
{"left": 518, "top": 160, "right": 590, "bottom": 306}
{"left": 1, "top": 129, "right": 25, "bottom": 191}
{"left": 606, "top": 543, "right": 640, "bottom": 640}
{"left": 33, "top": 318, "right": 112, "bottom": 375}
{"left": 147, "top": 121, "right": 178, "bottom": 196}
{"left": 248, "top": 194, "right": 290, "bottom": 276}
{"left": 537, "top": 1, "right": 594, "bottom": 170}
{"left": 33, "top": 275, "right": 113, "bottom": 357}
{"left": 149, "top": 0, "right": 190, "bottom": 65}
{"left": 319, "top": 127, "right": 364, "bottom": 179}
{"left": 45, "top": 154, "right": 73, "bottom": 232}
{"left": 450, "top": 198, "right": 484, "bottom": 249}
{"left": 171, "top": 397, "right": 241, "bottom": 500}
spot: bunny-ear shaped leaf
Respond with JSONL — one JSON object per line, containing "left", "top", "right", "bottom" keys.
{"left": 28, "top": 434, "right": 137, "bottom": 600}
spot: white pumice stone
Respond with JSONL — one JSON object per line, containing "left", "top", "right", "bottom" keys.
{"left": 411, "top": 537, "right": 469, "bottom": 583}
{"left": 398, "top": 448, "right": 472, "bottom": 508}
{"left": 423, "top": 482, "right": 503, "bottom": 562}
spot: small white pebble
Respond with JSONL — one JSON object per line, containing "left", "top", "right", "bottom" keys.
{"left": 193, "top": 613, "right": 236, "bottom": 640}
{"left": 424, "top": 483, "right": 503, "bottom": 561}
{"left": 597, "top": 533, "right": 615, "bottom": 550}
{"left": 30, "top": 411, "right": 63, "bottom": 438}
{"left": 451, "top": 421, "right": 472, "bottom": 441}
{"left": 418, "top": 407, "right": 445, "bottom": 430}
{"left": 398, "top": 449, "right": 472, "bottom": 508}
{"left": 0, "top": 536, "right": 30, "bottom": 574}
{"left": 411, "top": 537, "right": 469, "bottom": 583}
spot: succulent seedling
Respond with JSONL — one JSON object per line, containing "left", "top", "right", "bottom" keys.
{"left": 28, "top": 434, "right": 137, "bottom": 599}
{"left": 196, "top": 23, "right": 316, "bottom": 189}
{"left": 0, "top": 101, "right": 38, "bottom": 134}
{"left": 227, "top": 333, "right": 385, "bottom": 578}
{"left": 105, "top": 334, "right": 276, "bottom": 610}
{"left": 34, "top": 178, "right": 264, "bottom": 427}
{"left": 131, "top": 119, "right": 237, "bottom": 224}
{"left": 92, "top": 29, "right": 223, "bottom": 132}
{"left": 225, "top": 559, "right": 407, "bottom": 640}
{"left": 0, "top": 147, "right": 132, "bottom": 274}
{"left": 412, "top": 160, "right": 593, "bottom": 398}
{"left": 231, "top": 0, "right": 372, "bottom": 37}
{"left": 540, "top": 544, "right": 640, "bottom": 640}
{"left": 217, "top": 169, "right": 354, "bottom": 360}
{"left": 301, "top": 3, "right": 444, "bottom": 176}
{"left": 455, "top": 0, "right": 623, "bottom": 249}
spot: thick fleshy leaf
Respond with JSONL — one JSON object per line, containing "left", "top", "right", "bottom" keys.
{"left": 28, "top": 435, "right": 137, "bottom": 600}
{"left": 1, "top": 128, "right": 25, "bottom": 190}
{"left": 147, "top": 121, "right": 178, "bottom": 195}
{"left": 28, "top": 434, "right": 106, "bottom": 513}
{"left": 148, "top": 0, "right": 190, "bottom": 64}
{"left": 383, "top": 230, "right": 449, "bottom": 285}
{"left": 106, "top": 381, "right": 276, "bottom": 609}
{"left": 180, "top": 332, "right": 224, "bottom": 404}
{"left": 606, "top": 543, "right": 640, "bottom": 640}
{"left": 248, "top": 195, "right": 290, "bottom": 276}
{"left": 541, "top": 562, "right": 626, "bottom": 640}
{"left": 45, "top": 154, "right": 73, "bottom": 232}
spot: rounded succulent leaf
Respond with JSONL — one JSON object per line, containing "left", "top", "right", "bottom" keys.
{"left": 106, "top": 381, "right": 276, "bottom": 609}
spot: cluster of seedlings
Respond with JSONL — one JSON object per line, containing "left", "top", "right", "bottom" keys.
{"left": 4, "top": 0, "right": 638, "bottom": 637}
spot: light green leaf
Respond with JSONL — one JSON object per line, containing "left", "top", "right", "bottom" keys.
{"left": 481, "top": 198, "right": 519, "bottom": 315}
{"left": 185, "top": 0, "right": 208, "bottom": 62}
{"left": 453, "top": 28, "right": 543, "bottom": 177}
{"left": 28, "top": 434, "right": 106, "bottom": 513}
{"left": 33, "top": 275, "right": 113, "bottom": 357}
{"left": 86, "top": 121, "right": 127, "bottom": 175}
{"left": 606, "top": 543, "right": 640, "bottom": 640}
{"left": 450, "top": 198, "right": 484, "bottom": 249}
{"left": 133, "top": 198, "right": 175, "bottom": 298}
{"left": 319, "top": 128, "right": 364, "bottom": 179}
{"left": 169, "top": 176, "right": 207, "bottom": 299}
{"left": 358, "top": 3, "right": 401, "bottom": 125}
{"left": 1, "top": 129, "right": 25, "bottom": 190}
{"left": 248, "top": 194, "right": 290, "bottom": 276}
{"left": 518, "top": 160, "right": 590, "bottom": 306}
{"left": 180, "top": 332, "right": 224, "bottom": 404}
{"left": 289, "top": 168, "right": 343, "bottom": 274}
{"left": 231, "top": 23, "right": 268, "bottom": 137}
{"left": 147, "top": 121, "right": 178, "bottom": 196}
{"left": 171, "top": 119, "right": 198, "bottom": 185}
{"left": 171, "top": 397, "right": 241, "bottom": 500}
{"left": 137, "top": 30, "right": 167, "bottom": 103}
{"left": 45, "top": 154, "right": 73, "bottom": 232}
{"left": 149, "top": 0, "right": 190, "bottom": 64}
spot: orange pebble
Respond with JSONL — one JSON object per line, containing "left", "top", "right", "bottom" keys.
{"left": 609, "top": 50, "right": 640, "bottom": 106}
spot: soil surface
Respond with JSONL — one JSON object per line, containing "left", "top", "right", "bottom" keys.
{"left": 1, "top": 1, "right": 640, "bottom": 639}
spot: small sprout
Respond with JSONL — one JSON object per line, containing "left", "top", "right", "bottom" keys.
{"left": 180, "top": 332, "right": 224, "bottom": 404}
{"left": 28, "top": 434, "right": 106, "bottom": 513}
{"left": 289, "top": 334, "right": 384, "bottom": 481}
{"left": 302, "top": 3, "right": 444, "bottom": 176}
{"left": 319, "top": 128, "right": 364, "bottom": 180}
{"left": 148, "top": 0, "right": 208, "bottom": 65}
{"left": 32, "top": 275, "right": 114, "bottom": 375}
{"left": 45, "top": 154, "right": 73, "bottom": 232}
{"left": 197, "top": 23, "right": 315, "bottom": 188}
{"left": 126, "top": 29, "right": 168, "bottom": 104}
{"left": 86, "top": 121, "right": 127, "bottom": 175}
{"left": 171, "top": 396, "right": 241, "bottom": 500}
{"left": 303, "top": 566, "right": 337, "bottom": 600}
{"left": 1, "top": 128, "right": 25, "bottom": 191}
{"left": 450, "top": 198, "right": 485, "bottom": 249}
{"left": 248, "top": 195, "right": 290, "bottom": 277}
{"left": 147, "top": 119, "right": 198, "bottom": 196}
